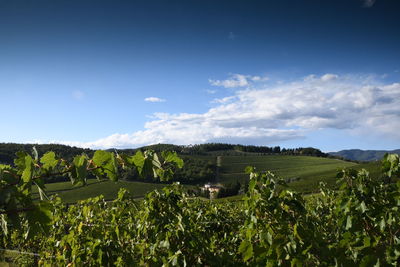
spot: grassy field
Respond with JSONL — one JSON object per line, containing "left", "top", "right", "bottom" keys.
{"left": 217, "top": 155, "right": 357, "bottom": 193}
{"left": 32, "top": 179, "right": 172, "bottom": 203}
{"left": 30, "top": 155, "right": 377, "bottom": 202}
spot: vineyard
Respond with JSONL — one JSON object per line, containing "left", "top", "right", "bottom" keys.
{"left": 1, "top": 149, "right": 400, "bottom": 266}
{"left": 217, "top": 155, "right": 356, "bottom": 192}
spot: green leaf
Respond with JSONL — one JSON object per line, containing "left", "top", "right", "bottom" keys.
{"left": 14, "top": 151, "right": 28, "bottom": 169}
{"left": 359, "top": 201, "right": 367, "bottom": 213}
{"left": 35, "top": 182, "right": 49, "bottom": 201}
{"left": 40, "top": 151, "right": 58, "bottom": 171}
{"left": 32, "top": 146, "right": 39, "bottom": 161}
{"left": 92, "top": 150, "right": 118, "bottom": 181}
{"left": 108, "top": 152, "right": 118, "bottom": 181}
{"left": 291, "top": 258, "right": 303, "bottom": 267}
{"left": 382, "top": 153, "right": 400, "bottom": 178}
{"left": 93, "top": 150, "right": 111, "bottom": 166}
{"left": 22, "top": 155, "right": 33, "bottom": 183}
{"left": 379, "top": 218, "right": 386, "bottom": 231}
{"left": 345, "top": 215, "right": 352, "bottom": 230}
{"left": 71, "top": 155, "right": 88, "bottom": 184}
{"left": 294, "top": 224, "right": 302, "bottom": 241}
{"left": 239, "top": 240, "right": 253, "bottom": 261}
{"left": 130, "top": 150, "right": 144, "bottom": 169}
{"left": 245, "top": 166, "right": 255, "bottom": 174}
{"left": 363, "top": 236, "right": 371, "bottom": 248}
{"left": 0, "top": 166, "right": 18, "bottom": 184}
{"left": 26, "top": 201, "right": 53, "bottom": 238}
{"left": 162, "top": 151, "right": 184, "bottom": 168}
{"left": 360, "top": 255, "right": 377, "bottom": 267}
{"left": 0, "top": 214, "right": 8, "bottom": 236}
{"left": 131, "top": 151, "right": 153, "bottom": 178}
{"left": 152, "top": 153, "right": 161, "bottom": 170}
{"left": 266, "top": 231, "right": 273, "bottom": 245}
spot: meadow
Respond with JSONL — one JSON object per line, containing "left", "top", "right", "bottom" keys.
{"left": 29, "top": 154, "right": 362, "bottom": 203}
{"left": 32, "top": 180, "right": 171, "bottom": 203}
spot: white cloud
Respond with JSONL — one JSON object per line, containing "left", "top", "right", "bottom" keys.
{"left": 209, "top": 73, "right": 268, "bottom": 88}
{"left": 209, "top": 74, "right": 249, "bottom": 88}
{"left": 72, "top": 90, "right": 85, "bottom": 100}
{"left": 144, "top": 97, "right": 166, "bottom": 103}
{"left": 320, "top": 73, "right": 338, "bottom": 81}
{"left": 211, "top": 96, "right": 236, "bottom": 104}
{"left": 250, "top": 75, "right": 269, "bottom": 82}
{"left": 54, "top": 74, "right": 400, "bottom": 149}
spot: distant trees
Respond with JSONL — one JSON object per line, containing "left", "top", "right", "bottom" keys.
{"left": 216, "top": 182, "right": 241, "bottom": 198}
{"left": 0, "top": 143, "right": 93, "bottom": 165}
{"left": 281, "top": 147, "right": 326, "bottom": 157}
{"left": 120, "top": 156, "right": 216, "bottom": 184}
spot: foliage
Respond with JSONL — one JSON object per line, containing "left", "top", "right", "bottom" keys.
{"left": 173, "top": 157, "right": 216, "bottom": 184}
{"left": 121, "top": 156, "right": 216, "bottom": 184}
{"left": 0, "top": 148, "right": 183, "bottom": 240}
{"left": 1, "top": 152, "right": 400, "bottom": 266}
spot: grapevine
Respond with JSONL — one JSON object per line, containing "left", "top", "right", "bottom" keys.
{"left": 1, "top": 150, "right": 399, "bottom": 266}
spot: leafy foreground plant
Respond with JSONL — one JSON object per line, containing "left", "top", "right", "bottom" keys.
{"left": 1, "top": 151, "right": 400, "bottom": 266}
{"left": 238, "top": 154, "right": 400, "bottom": 266}
{"left": 0, "top": 149, "right": 183, "bottom": 249}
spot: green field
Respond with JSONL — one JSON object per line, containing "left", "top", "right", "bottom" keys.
{"left": 32, "top": 179, "right": 171, "bottom": 203}
{"left": 30, "top": 155, "right": 364, "bottom": 202}
{"left": 217, "top": 155, "right": 357, "bottom": 192}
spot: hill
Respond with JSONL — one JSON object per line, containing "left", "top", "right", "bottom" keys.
{"left": 0, "top": 142, "right": 369, "bottom": 198}
{"left": 31, "top": 179, "right": 178, "bottom": 203}
{"left": 28, "top": 154, "right": 357, "bottom": 202}
{"left": 329, "top": 149, "right": 400, "bottom": 161}
{"left": 0, "top": 142, "right": 329, "bottom": 164}
{"left": 217, "top": 155, "right": 356, "bottom": 193}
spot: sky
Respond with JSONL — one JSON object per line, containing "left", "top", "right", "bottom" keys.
{"left": 0, "top": 0, "right": 399, "bottom": 152}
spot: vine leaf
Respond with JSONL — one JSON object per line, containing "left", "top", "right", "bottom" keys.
{"left": 162, "top": 151, "right": 184, "bottom": 168}
{"left": 25, "top": 201, "right": 53, "bottom": 238}
{"left": 40, "top": 151, "right": 59, "bottom": 171}
{"left": 70, "top": 155, "right": 88, "bottom": 185}
{"left": 239, "top": 240, "right": 254, "bottom": 261}
{"left": 92, "top": 150, "right": 118, "bottom": 181}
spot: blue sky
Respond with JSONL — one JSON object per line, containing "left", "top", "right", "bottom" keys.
{"left": 0, "top": 0, "right": 399, "bottom": 151}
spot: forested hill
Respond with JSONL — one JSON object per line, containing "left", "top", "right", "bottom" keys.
{"left": 0, "top": 143, "right": 93, "bottom": 165}
{"left": 119, "top": 143, "right": 329, "bottom": 157}
{"left": 329, "top": 149, "right": 400, "bottom": 162}
{"left": 0, "top": 142, "right": 329, "bottom": 165}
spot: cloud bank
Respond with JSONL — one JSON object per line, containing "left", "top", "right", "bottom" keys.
{"left": 57, "top": 74, "right": 400, "bottom": 149}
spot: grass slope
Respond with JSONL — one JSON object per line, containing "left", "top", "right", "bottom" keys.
{"left": 218, "top": 155, "right": 356, "bottom": 193}
{"left": 31, "top": 155, "right": 364, "bottom": 202}
{"left": 32, "top": 179, "right": 170, "bottom": 203}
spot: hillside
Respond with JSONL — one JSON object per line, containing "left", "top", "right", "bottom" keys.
{"left": 217, "top": 155, "right": 356, "bottom": 193}
{"left": 27, "top": 154, "right": 357, "bottom": 203}
{"left": 329, "top": 149, "right": 400, "bottom": 161}
{"left": 0, "top": 142, "right": 365, "bottom": 198}
{"left": 31, "top": 179, "right": 177, "bottom": 203}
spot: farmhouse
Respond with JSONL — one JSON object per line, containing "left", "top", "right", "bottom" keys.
{"left": 201, "top": 183, "right": 223, "bottom": 198}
